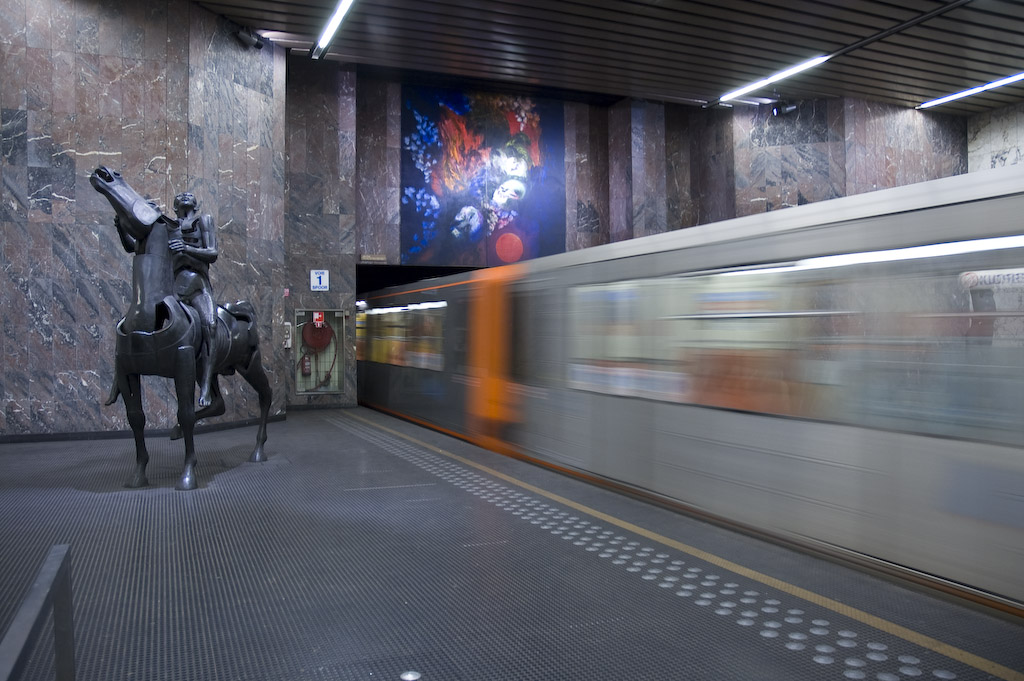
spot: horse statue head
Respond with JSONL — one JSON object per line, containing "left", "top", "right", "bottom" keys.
{"left": 90, "top": 167, "right": 165, "bottom": 242}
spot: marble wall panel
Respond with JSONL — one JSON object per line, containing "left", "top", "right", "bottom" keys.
{"left": 51, "top": 50, "right": 76, "bottom": 114}
{"left": 2, "top": 108, "right": 28, "bottom": 168}
{"left": 50, "top": 1, "right": 75, "bottom": 54}
{"left": 564, "top": 102, "right": 578, "bottom": 249}
{"left": 336, "top": 130, "right": 356, "bottom": 219}
{"left": 24, "top": 47, "right": 52, "bottom": 112}
{"left": 585, "top": 104, "right": 610, "bottom": 248}
{"left": 283, "top": 56, "right": 357, "bottom": 408}
{"left": 121, "top": 60, "right": 147, "bottom": 122}
{"left": 286, "top": 211, "right": 340, "bottom": 258}
{"left": 1, "top": 55, "right": 29, "bottom": 112}
{"left": 632, "top": 101, "right": 667, "bottom": 239}
{"left": 1, "top": 0, "right": 289, "bottom": 436}
{"left": 732, "top": 142, "right": 761, "bottom": 217}
{"left": 186, "top": 12, "right": 290, "bottom": 422}
{"left": 607, "top": 99, "right": 632, "bottom": 243}
{"left": 968, "top": 101, "right": 1024, "bottom": 172}
{"left": 1, "top": 111, "right": 29, "bottom": 223}
{"left": 564, "top": 101, "right": 611, "bottom": 251}
{"left": 355, "top": 76, "right": 400, "bottom": 263}
{"left": 0, "top": 0, "right": 26, "bottom": 44}
{"left": 664, "top": 104, "right": 694, "bottom": 230}
{"left": 732, "top": 100, "right": 841, "bottom": 217}
{"left": 24, "top": 0, "right": 50, "bottom": 50}
{"left": 843, "top": 99, "right": 965, "bottom": 197}
{"left": 691, "top": 108, "right": 736, "bottom": 226}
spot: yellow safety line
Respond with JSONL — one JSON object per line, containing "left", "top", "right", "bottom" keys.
{"left": 345, "top": 411, "right": 1024, "bottom": 681}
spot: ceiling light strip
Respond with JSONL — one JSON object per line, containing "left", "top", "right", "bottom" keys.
{"left": 715, "top": 0, "right": 975, "bottom": 105}
{"left": 917, "top": 71, "right": 1024, "bottom": 109}
{"left": 719, "top": 56, "right": 830, "bottom": 102}
{"left": 311, "top": 0, "right": 356, "bottom": 59}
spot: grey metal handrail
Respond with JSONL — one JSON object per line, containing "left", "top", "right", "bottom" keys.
{"left": 0, "top": 545, "right": 75, "bottom": 681}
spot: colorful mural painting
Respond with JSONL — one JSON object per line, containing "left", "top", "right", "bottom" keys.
{"left": 400, "top": 86, "right": 566, "bottom": 266}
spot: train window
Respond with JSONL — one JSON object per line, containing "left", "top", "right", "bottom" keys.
{"left": 509, "top": 291, "right": 526, "bottom": 383}
{"left": 567, "top": 240, "right": 1024, "bottom": 447}
{"left": 568, "top": 280, "right": 687, "bottom": 401}
{"left": 448, "top": 291, "right": 469, "bottom": 375}
{"left": 384, "top": 308, "right": 407, "bottom": 365}
{"left": 509, "top": 289, "right": 551, "bottom": 385}
{"left": 355, "top": 310, "right": 367, "bottom": 361}
{"left": 406, "top": 305, "right": 445, "bottom": 371}
{"left": 363, "top": 302, "right": 447, "bottom": 371}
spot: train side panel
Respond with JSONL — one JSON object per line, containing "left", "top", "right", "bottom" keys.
{"left": 361, "top": 169, "right": 1024, "bottom": 607}
{"left": 503, "top": 184, "right": 1024, "bottom": 605}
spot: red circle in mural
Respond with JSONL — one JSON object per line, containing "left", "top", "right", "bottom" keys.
{"left": 495, "top": 232, "right": 524, "bottom": 263}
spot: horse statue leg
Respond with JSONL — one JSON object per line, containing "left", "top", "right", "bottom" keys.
{"left": 168, "top": 376, "right": 224, "bottom": 441}
{"left": 121, "top": 370, "right": 150, "bottom": 488}
{"left": 238, "top": 346, "right": 272, "bottom": 463}
{"left": 173, "top": 347, "right": 199, "bottom": 491}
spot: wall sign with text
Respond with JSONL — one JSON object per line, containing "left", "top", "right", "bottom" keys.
{"left": 310, "top": 269, "right": 330, "bottom": 291}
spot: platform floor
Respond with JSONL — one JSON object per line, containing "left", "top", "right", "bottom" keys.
{"left": 1, "top": 407, "right": 1022, "bottom": 681}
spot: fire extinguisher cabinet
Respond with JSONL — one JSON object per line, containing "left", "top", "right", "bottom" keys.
{"left": 294, "top": 309, "right": 344, "bottom": 394}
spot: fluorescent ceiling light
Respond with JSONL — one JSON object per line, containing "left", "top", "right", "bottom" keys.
{"left": 311, "top": 0, "right": 356, "bottom": 59}
{"left": 797, "top": 234, "right": 1024, "bottom": 270}
{"left": 722, "top": 234, "right": 1024, "bottom": 278}
{"left": 720, "top": 264, "right": 801, "bottom": 277}
{"left": 917, "top": 71, "right": 1024, "bottom": 109}
{"left": 719, "top": 55, "right": 830, "bottom": 103}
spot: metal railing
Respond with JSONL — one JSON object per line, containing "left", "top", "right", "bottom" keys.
{"left": 0, "top": 545, "right": 75, "bottom": 681}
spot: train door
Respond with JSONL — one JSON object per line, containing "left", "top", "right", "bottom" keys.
{"left": 466, "top": 264, "right": 525, "bottom": 453}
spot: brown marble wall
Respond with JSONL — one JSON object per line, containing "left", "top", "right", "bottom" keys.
{"left": 663, "top": 99, "right": 964, "bottom": 230}
{"left": 732, "top": 100, "right": 845, "bottom": 217}
{"left": 664, "top": 104, "right": 695, "bottom": 230}
{"left": 844, "top": 99, "right": 966, "bottom": 197}
{"left": 564, "top": 101, "right": 609, "bottom": 251}
{"left": 606, "top": 99, "right": 672, "bottom": 241}
{"left": 284, "top": 57, "right": 357, "bottom": 407}
{"left": 608, "top": 99, "right": 672, "bottom": 242}
{"left": 629, "top": 101, "right": 668, "bottom": 239}
{"left": 1, "top": 0, "right": 288, "bottom": 436}
{"left": 187, "top": 9, "right": 289, "bottom": 425}
{"left": 355, "top": 77, "right": 401, "bottom": 263}
{"left": 607, "top": 99, "right": 633, "bottom": 243}
{"left": 690, "top": 107, "right": 736, "bottom": 226}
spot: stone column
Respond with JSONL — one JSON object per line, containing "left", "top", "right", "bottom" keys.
{"left": 283, "top": 58, "right": 357, "bottom": 407}
{"left": 565, "top": 102, "right": 609, "bottom": 251}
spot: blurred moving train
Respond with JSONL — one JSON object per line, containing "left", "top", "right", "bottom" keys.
{"left": 358, "top": 166, "right": 1024, "bottom": 610}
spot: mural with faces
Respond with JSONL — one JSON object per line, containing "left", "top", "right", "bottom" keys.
{"left": 400, "top": 86, "right": 566, "bottom": 266}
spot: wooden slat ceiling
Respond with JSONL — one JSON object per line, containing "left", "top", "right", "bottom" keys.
{"left": 196, "top": 0, "right": 1024, "bottom": 116}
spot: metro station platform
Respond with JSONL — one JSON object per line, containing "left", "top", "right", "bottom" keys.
{"left": 1, "top": 408, "right": 1022, "bottom": 681}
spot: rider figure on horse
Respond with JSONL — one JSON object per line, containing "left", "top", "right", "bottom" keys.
{"left": 168, "top": 192, "right": 219, "bottom": 409}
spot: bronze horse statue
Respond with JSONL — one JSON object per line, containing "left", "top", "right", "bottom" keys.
{"left": 90, "top": 167, "right": 271, "bottom": 490}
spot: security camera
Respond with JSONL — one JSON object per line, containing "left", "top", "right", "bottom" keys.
{"left": 236, "top": 29, "right": 265, "bottom": 49}
{"left": 771, "top": 102, "right": 797, "bottom": 117}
